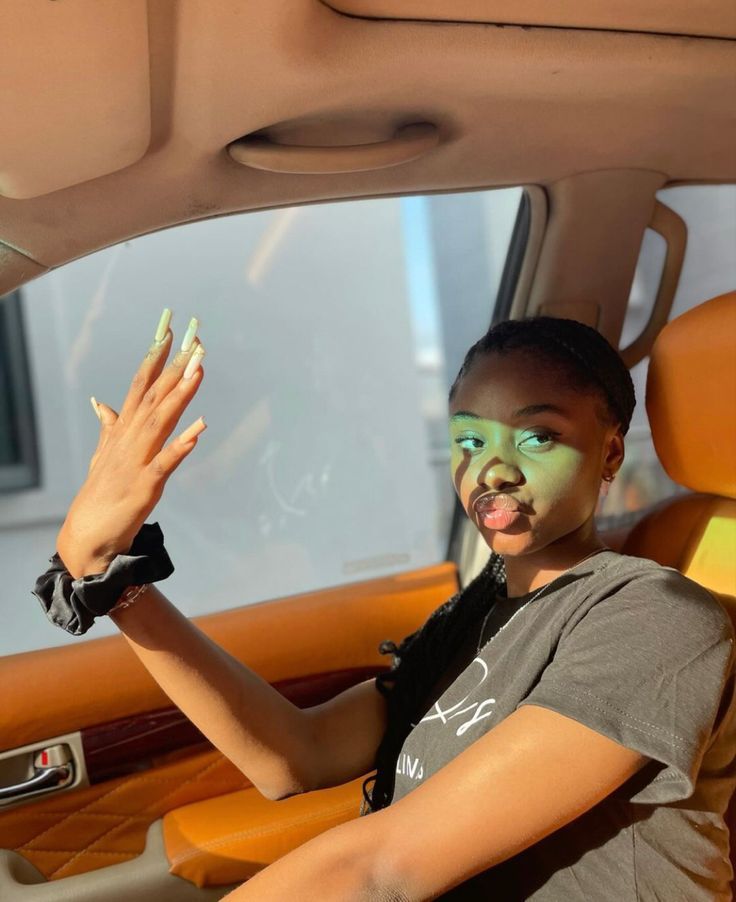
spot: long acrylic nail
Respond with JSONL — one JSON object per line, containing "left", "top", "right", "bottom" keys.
{"left": 90, "top": 396, "right": 101, "bottom": 420}
{"left": 154, "top": 308, "right": 172, "bottom": 344}
{"left": 180, "top": 317, "right": 199, "bottom": 353}
{"left": 183, "top": 345, "right": 205, "bottom": 379}
{"left": 179, "top": 417, "right": 206, "bottom": 443}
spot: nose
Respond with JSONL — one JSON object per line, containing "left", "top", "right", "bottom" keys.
{"left": 478, "top": 458, "right": 522, "bottom": 491}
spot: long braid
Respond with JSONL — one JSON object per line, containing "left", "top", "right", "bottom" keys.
{"left": 362, "top": 553, "right": 506, "bottom": 813}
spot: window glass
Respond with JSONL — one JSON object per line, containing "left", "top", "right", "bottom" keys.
{"left": 598, "top": 184, "right": 736, "bottom": 528}
{"left": 0, "top": 308, "right": 19, "bottom": 465}
{"left": 621, "top": 227, "right": 667, "bottom": 351}
{"left": 0, "top": 188, "right": 523, "bottom": 655}
{"left": 0, "top": 291, "right": 39, "bottom": 491}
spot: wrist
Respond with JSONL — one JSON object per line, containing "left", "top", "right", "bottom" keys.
{"left": 36, "top": 522, "right": 173, "bottom": 636}
{"left": 56, "top": 529, "right": 115, "bottom": 580}
{"left": 58, "top": 550, "right": 117, "bottom": 581}
{"left": 109, "top": 582, "right": 151, "bottom": 616}
{"left": 56, "top": 519, "right": 124, "bottom": 578}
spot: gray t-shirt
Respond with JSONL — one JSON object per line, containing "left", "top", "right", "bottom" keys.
{"left": 387, "top": 551, "right": 736, "bottom": 900}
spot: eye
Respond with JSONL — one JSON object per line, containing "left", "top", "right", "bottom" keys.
{"left": 517, "top": 430, "right": 559, "bottom": 451}
{"left": 454, "top": 433, "right": 485, "bottom": 452}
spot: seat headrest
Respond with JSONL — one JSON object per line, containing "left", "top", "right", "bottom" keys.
{"left": 646, "top": 290, "right": 736, "bottom": 500}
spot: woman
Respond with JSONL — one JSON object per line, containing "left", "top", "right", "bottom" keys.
{"left": 50, "top": 312, "right": 735, "bottom": 900}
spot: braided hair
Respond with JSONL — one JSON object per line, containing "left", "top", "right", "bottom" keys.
{"left": 362, "top": 317, "right": 635, "bottom": 814}
{"left": 449, "top": 316, "right": 635, "bottom": 434}
{"left": 362, "top": 552, "right": 507, "bottom": 813}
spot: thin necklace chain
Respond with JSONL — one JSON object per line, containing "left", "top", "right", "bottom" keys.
{"left": 476, "top": 546, "right": 609, "bottom": 654}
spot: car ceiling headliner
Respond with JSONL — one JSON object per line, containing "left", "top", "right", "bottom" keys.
{"left": 0, "top": 0, "right": 734, "bottom": 283}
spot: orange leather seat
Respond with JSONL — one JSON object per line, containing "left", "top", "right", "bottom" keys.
{"left": 621, "top": 289, "right": 736, "bottom": 872}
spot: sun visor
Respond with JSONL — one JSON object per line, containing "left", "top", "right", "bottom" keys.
{"left": 326, "top": 0, "right": 736, "bottom": 39}
{"left": 0, "top": 0, "right": 150, "bottom": 199}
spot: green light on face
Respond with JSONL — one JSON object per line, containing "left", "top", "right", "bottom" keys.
{"left": 448, "top": 411, "right": 588, "bottom": 508}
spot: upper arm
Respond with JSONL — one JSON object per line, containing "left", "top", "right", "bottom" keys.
{"left": 364, "top": 704, "right": 648, "bottom": 900}
{"left": 302, "top": 677, "right": 389, "bottom": 791}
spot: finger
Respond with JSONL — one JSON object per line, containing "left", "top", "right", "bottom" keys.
{"left": 117, "top": 308, "right": 178, "bottom": 425}
{"left": 89, "top": 398, "right": 118, "bottom": 452}
{"left": 93, "top": 399, "right": 119, "bottom": 427}
{"left": 146, "top": 415, "right": 207, "bottom": 482}
{"left": 125, "top": 324, "right": 203, "bottom": 433}
{"left": 134, "top": 346, "right": 206, "bottom": 463}
{"left": 88, "top": 398, "right": 120, "bottom": 473}
{"left": 127, "top": 334, "right": 203, "bottom": 441}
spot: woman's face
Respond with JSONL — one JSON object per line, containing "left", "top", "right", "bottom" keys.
{"left": 448, "top": 349, "right": 624, "bottom": 559}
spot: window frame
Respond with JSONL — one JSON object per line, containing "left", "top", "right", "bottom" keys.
{"left": 445, "top": 187, "right": 534, "bottom": 567}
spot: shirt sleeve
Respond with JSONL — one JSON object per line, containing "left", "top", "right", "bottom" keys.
{"left": 517, "top": 566, "right": 735, "bottom": 804}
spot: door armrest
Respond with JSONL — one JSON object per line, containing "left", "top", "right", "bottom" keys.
{"left": 163, "top": 776, "right": 366, "bottom": 887}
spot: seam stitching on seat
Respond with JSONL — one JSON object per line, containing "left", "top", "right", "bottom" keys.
{"left": 142, "top": 756, "right": 235, "bottom": 815}
{"left": 3, "top": 750, "right": 248, "bottom": 880}
{"left": 49, "top": 755, "right": 238, "bottom": 879}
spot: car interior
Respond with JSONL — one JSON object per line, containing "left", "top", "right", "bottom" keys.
{"left": 0, "top": 2, "right": 735, "bottom": 900}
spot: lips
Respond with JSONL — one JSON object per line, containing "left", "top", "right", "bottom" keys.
{"left": 474, "top": 493, "right": 521, "bottom": 514}
{"left": 473, "top": 493, "right": 523, "bottom": 531}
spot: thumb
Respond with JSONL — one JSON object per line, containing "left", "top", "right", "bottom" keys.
{"left": 91, "top": 396, "right": 119, "bottom": 426}
{"left": 88, "top": 397, "right": 119, "bottom": 475}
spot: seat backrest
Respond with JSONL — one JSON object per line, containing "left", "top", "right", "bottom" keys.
{"left": 621, "top": 289, "right": 736, "bottom": 874}
{"left": 623, "top": 287, "right": 736, "bottom": 614}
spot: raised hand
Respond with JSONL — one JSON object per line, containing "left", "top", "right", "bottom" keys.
{"left": 57, "top": 309, "right": 207, "bottom": 578}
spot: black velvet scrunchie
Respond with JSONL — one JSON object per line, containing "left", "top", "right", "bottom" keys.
{"left": 31, "top": 522, "right": 175, "bottom": 636}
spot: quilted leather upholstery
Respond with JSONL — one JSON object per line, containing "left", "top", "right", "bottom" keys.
{"left": 0, "top": 747, "right": 249, "bottom": 880}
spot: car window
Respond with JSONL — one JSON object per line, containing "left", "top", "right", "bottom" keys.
{"left": 0, "top": 187, "right": 524, "bottom": 655}
{"left": 598, "top": 184, "right": 736, "bottom": 529}
{"left": 0, "top": 290, "right": 39, "bottom": 492}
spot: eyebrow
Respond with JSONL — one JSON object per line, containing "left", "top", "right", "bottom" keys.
{"left": 450, "top": 403, "right": 570, "bottom": 422}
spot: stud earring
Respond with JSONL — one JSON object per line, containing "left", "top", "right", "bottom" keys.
{"left": 600, "top": 473, "right": 615, "bottom": 498}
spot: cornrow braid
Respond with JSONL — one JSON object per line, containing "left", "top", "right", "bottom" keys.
{"left": 449, "top": 317, "right": 635, "bottom": 435}
{"left": 362, "top": 552, "right": 507, "bottom": 813}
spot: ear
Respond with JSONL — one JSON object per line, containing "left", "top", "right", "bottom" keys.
{"left": 602, "top": 427, "right": 625, "bottom": 479}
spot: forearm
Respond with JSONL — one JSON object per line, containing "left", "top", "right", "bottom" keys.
{"left": 223, "top": 816, "right": 400, "bottom": 902}
{"left": 108, "top": 585, "right": 317, "bottom": 800}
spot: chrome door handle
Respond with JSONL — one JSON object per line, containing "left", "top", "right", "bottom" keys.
{"left": 0, "top": 744, "right": 74, "bottom": 801}
{"left": 0, "top": 764, "right": 72, "bottom": 800}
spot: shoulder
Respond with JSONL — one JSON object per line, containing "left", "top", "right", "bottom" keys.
{"left": 581, "top": 551, "right": 734, "bottom": 642}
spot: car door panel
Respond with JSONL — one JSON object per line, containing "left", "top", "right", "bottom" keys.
{"left": 0, "top": 562, "right": 457, "bottom": 885}
{"left": 0, "top": 746, "right": 246, "bottom": 882}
